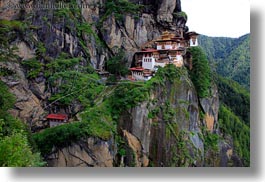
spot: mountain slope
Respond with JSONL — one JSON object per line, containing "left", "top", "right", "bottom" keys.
{"left": 216, "top": 75, "right": 250, "bottom": 126}
{"left": 216, "top": 75, "right": 250, "bottom": 166}
{"left": 198, "top": 34, "right": 250, "bottom": 89}
{"left": 199, "top": 34, "right": 251, "bottom": 166}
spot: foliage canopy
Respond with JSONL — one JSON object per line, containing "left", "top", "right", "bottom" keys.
{"left": 188, "top": 47, "right": 211, "bottom": 98}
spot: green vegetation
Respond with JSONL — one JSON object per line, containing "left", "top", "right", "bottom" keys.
{"left": 0, "top": 66, "right": 15, "bottom": 76}
{"left": 20, "top": 0, "right": 112, "bottom": 158}
{"left": 33, "top": 90, "right": 113, "bottom": 157}
{"left": 45, "top": 54, "right": 81, "bottom": 77}
{"left": 22, "top": 58, "right": 43, "bottom": 78}
{"left": 147, "top": 63, "right": 187, "bottom": 87}
{"left": 109, "top": 64, "right": 186, "bottom": 117}
{"left": 44, "top": 53, "right": 103, "bottom": 106}
{"left": 116, "top": 135, "right": 126, "bottom": 156}
{"left": 0, "top": 20, "right": 21, "bottom": 62}
{"left": 188, "top": 47, "right": 211, "bottom": 98}
{"left": 148, "top": 107, "right": 160, "bottom": 119}
{"left": 199, "top": 34, "right": 250, "bottom": 166}
{"left": 34, "top": 81, "right": 115, "bottom": 155}
{"left": 162, "top": 101, "right": 175, "bottom": 122}
{"left": 100, "top": 0, "right": 144, "bottom": 23}
{"left": 48, "top": 71, "right": 103, "bottom": 106}
{"left": 0, "top": 82, "right": 15, "bottom": 116}
{"left": 33, "top": 104, "right": 114, "bottom": 155}
{"left": 217, "top": 75, "right": 250, "bottom": 126}
{"left": 52, "top": 0, "right": 96, "bottom": 57}
{"left": 109, "top": 82, "right": 149, "bottom": 118}
{"left": 109, "top": 65, "right": 187, "bottom": 122}
{"left": 219, "top": 34, "right": 250, "bottom": 90}
{"left": 77, "top": 23, "right": 102, "bottom": 46}
{"left": 21, "top": 42, "right": 47, "bottom": 79}
{"left": 0, "top": 81, "right": 44, "bottom": 167}
{"left": 0, "top": 19, "right": 26, "bottom": 31}
{"left": 218, "top": 105, "right": 250, "bottom": 166}
{"left": 203, "top": 130, "right": 219, "bottom": 152}
{"left": 161, "top": 101, "right": 195, "bottom": 167}
{"left": 173, "top": 11, "right": 188, "bottom": 21}
{"left": 105, "top": 49, "right": 129, "bottom": 77}
{"left": 170, "top": 131, "right": 193, "bottom": 167}
{"left": 157, "top": 63, "right": 187, "bottom": 83}
{"left": 53, "top": 0, "right": 81, "bottom": 20}
{"left": 0, "top": 127, "right": 44, "bottom": 167}
{"left": 80, "top": 103, "right": 115, "bottom": 138}
{"left": 175, "top": 131, "right": 194, "bottom": 166}
{"left": 198, "top": 34, "right": 250, "bottom": 89}
{"left": 36, "top": 42, "right": 47, "bottom": 58}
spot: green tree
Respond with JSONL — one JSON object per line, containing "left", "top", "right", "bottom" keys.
{"left": 106, "top": 49, "right": 129, "bottom": 77}
{"left": 0, "top": 128, "right": 44, "bottom": 167}
{"left": 188, "top": 47, "right": 211, "bottom": 98}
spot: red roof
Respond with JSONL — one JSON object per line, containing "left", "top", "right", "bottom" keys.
{"left": 47, "top": 114, "right": 68, "bottom": 120}
{"left": 130, "top": 67, "right": 144, "bottom": 71}
{"left": 138, "top": 48, "right": 158, "bottom": 53}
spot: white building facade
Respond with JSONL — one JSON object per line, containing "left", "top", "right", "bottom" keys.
{"left": 142, "top": 57, "right": 156, "bottom": 70}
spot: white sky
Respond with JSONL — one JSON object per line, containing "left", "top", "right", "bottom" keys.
{"left": 181, "top": 0, "right": 250, "bottom": 38}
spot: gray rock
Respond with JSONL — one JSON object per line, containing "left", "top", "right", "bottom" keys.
{"left": 47, "top": 137, "right": 115, "bottom": 167}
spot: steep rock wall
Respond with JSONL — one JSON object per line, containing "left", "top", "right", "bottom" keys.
{"left": 46, "top": 137, "right": 115, "bottom": 167}
{"left": 118, "top": 71, "right": 204, "bottom": 167}
{"left": 199, "top": 84, "right": 219, "bottom": 133}
{"left": 0, "top": 61, "right": 46, "bottom": 129}
{"left": 45, "top": 76, "right": 235, "bottom": 167}
{"left": 0, "top": 0, "right": 185, "bottom": 127}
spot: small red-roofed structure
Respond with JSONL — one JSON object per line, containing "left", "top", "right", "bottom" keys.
{"left": 47, "top": 114, "right": 68, "bottom": 127}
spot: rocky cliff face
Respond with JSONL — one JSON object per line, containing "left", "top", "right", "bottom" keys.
{"left": 0, "top": 0, "right": 187, "bottom": 128}
{"left": 0, "top": 62, "right": 45, "bottom": 128}
{"left": 118, "top": 71, "right": 203, "bottom": 167}
{"left": 45, "top": 68, "right": 233, "bottom": 167}
{"left": 47, "top": 137, "right": 115, "bottom": 167}
{"left": 1, "top": 0, "right": 241, "bottom": 167}
{"left": 200, "top": 84, "right": 219, "bottom": 133}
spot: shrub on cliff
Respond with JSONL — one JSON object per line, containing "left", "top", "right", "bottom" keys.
{"left": 106, "top": 49, "right": 129, "bottom": 77}
{"left": 188, "top": 47, "right": 211, "bottom": 98}
{"left": 101, "top": 0, "right": 144, "bottom": 22}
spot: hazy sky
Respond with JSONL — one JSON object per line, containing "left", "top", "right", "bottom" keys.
{"left": 181, "top": 0, "right": 250, "bottom": 38}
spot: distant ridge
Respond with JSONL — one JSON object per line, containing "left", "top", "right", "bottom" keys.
{"left": 198, "top": 34, "right": 250, "bottom": 90}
